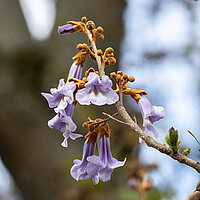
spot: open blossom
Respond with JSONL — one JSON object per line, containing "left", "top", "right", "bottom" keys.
{"left": 76, "top": 72, "right": 119, "bottom": 106}
{"left": 41, "top": 79, "right": 75, "bottom": 109}
{"left": 42, "top": 60, "right": 83, "bottom": 147}
{"left": 58, "top": 24, "right": 75, "bottom": 34}
{"left": 70, "top": 140, "right": 100, "bottom": 184}
{"left": 138, "top": 94, "right": 165, "bottom": 139}
{"left": 48, "top": 110, "right": 82, "bottom": 147}
{"left": 87, "top": 135, "right": 126, "bottom": 182}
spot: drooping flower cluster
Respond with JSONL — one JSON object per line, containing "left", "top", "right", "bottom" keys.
{"left": 42, "top": 60, "right": 119, "bottom": 147}
{"left": 71, "top": 119, "right": 126, "bottom": 184}
{"left": 41, "top": 60, "right": 84, "bottom": 147}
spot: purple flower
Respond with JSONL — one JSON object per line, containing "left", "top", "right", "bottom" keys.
{"left": 87, "top": 135, "right": 126, "bottom": 182}
{"left": 76, "top": 72, "right": 119, "bottom": 106}
{"left": 58, "top": 24, "right": 75, "bottom": 34}
{"left": 138, "top": 94, "right": 165, "bottom": 139}
{"left": 70, "top": 140, "right": 100, "bottom": 184}
{"left": 41, "top": 79, "right": 75, "bottom": 109}
{"left": 48, "top": 111, "right": 82, "bottom": 147}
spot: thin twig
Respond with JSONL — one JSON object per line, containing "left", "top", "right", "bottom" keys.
{"left": 90, "top": 112, "right": 119, "bottom": 126}
{"left": 188, "top": 130, "right": 200, "bottom": 145}
{"left": 85, "top": 28, "right": 104, "bottom": 78}
{"left": 115, "top": 101, "right": 200, "bottom": 173}
{"left": 102, "top": 112, "right": 130, "bottom": 126}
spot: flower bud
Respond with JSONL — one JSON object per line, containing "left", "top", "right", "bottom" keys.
{"left": 123, "top": 74, "right": 128, "bottom": 79}
{"left": 117, "top": 71, "right": 123, "bottom": 76}
{"left": 97, "top": 49, "right": 103, "bottom": 56}
{"left": 76, "top": 44, "right": 83, "bottom": 50}
{"left": 105, "top": 47, "right": 114, "bottom": 54}
{"left": 97, "top": 26, "right": 103, "bottom": 33}
{"left": 110, "top": 72, "right": 117, "bottom": 78}
{"left": 128, "top": 76, "right": 135, "bottom": 82}
{"left": 82, "top": 122, "right": 88, "bottom": 128}
{"left": 98, "top": 34, "right": 104, "bottom": 40}
{"left": 109, "top": 57, "right": 116, "bottom": 65}
{"left": 116, "top": 74, "right": 121, "bottom": 82}
{"left": 81, "top": 16, "right": 87, "bottom": 23}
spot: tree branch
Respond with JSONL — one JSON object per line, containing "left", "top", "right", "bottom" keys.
{"left": 115, "top": 101, "right": 200, "bottom": 173}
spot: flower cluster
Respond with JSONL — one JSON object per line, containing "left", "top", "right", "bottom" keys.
{"left": 42, "top": 16, "right": 165, "bottom": 185}
{"left": 70, "top": 119, "right": 126, "bottom": 184}
{"left": 41, "top": 60, "right": 84, "bottom": 147}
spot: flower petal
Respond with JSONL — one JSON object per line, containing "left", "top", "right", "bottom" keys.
{"left": 98, "top": 167, "right": 113, "bottom": 182}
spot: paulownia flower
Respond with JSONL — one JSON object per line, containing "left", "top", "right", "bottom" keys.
{"left": 138, "top": 94, "right": 165, "bottom": 139}
{"left": 58, "top": 24, "right": 75, "bottom": 34}
{"left": 41, "top": 79, "right": 75, "bottom": 109}
{"left": 42, "top": 60, "right": 83, "bottom": 147}
{"left": 87, "top": 134, "right": 126, "bottom": 182}
{"left": 48, "top": 110, "right": 82, "bottom": 147}
{"left": 76, "top": 72, "right": 119, "bottom": 106}
{"left": 70, "top": 139, "right": 100, "bottom": 184}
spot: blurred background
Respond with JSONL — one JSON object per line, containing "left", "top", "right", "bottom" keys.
{"left": 0, "top": 0, "right": 199, "bottom": 200}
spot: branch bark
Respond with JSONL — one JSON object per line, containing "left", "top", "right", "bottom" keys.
{"left": 115, "top": 101, "right": 200, "bottom": 173}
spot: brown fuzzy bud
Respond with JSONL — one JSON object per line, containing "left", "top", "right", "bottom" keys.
{"left": 86, "top": 21, "right": 95, "bottom": 30}
{"left": 88, "top": 68, "right": 95, "bottom": 73}
{"left": 110, "top": 72, "right": 117, "bottom": 78}
{"left": 88, "top": 124, "right": 95, "bottom": 132}
{"left": 97, "top": 26, "right": 103, "bottom": 33}
{"left": 82, "top": 77, "right": 88, "bottom": 83}
{"left": 82, "top": 122, "right": 88, "bottom": 128}
{"left": 128, "top": 76, "right": 135, "bottom": 82}
{"left": 76, "top": 44, "right": 83, "bottom": 50}
{"left": 109, "top": 57, "right": 116, "bottom": 65}
{"left": 123, "top": 88, "right": 132, "bottom": 95}
{"left": 123, "top": 85, "right": 127, "bottom": 90}
{"left": 116, "top": 74, "right": 121, "bottom": 82}
{"left": 107, "top": 53, "right": 114, "bottom": 57}
{"left": 117, "top": 71, "right": 123, "bottom": 76}
{"left": 81, "top": 16, "right": 87, "bottom": 23}
{"left": 97, "top": 49, "right": 103, "bottom": 56}
{"left": 82, "top": 43, "right": 87, "bottom": 49}
{"left": 123, "top": 74, "right": 128, "bottom": 80}
{"left": 105, "top": 47, "right": 114, "bottom": 54}
{"left": 98, "top": 34, "right": 104, "bottom": 40}
{"left": 105, "top": 60, "right": 110, "bottom": 65}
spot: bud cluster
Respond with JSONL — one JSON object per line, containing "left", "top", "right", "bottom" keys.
{"left": 97, "top": 47, "right": 117, "bottom": 66}
{"left": 83, "top": 118, "right": 110, "bottom": 144}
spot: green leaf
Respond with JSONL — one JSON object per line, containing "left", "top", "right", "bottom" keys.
{"left": 169, "top": 129, "right": 178, "bottom": 147}
{"left": 165, "top": 127, "right": 181, "bottom": 153}
{"left": 183, "top": 148, "right": 191, "bottom": 156}
{"left": 165, "top": 134, "right": 170, "bottom": 146}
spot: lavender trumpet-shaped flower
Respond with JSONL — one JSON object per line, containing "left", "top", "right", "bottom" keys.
{"left": 138, "top": 94, "right": 165, "bottom": 139}
{"left": 87, "top": 134, "right": 126, "bottom": 182}
{"left": 42, "top": 60, "right": 84, "bottom": 147}
{"left": 41, "top": 79, "right": 75, "bottom": 109}
{"left": 70, "top": 139, "right": 100, "bottom": 184}
{"left": 58, "top": 24, "right": 75, "bottom": 34}
{"left": 48, "top": 110, "right": 82, "bottom": 147}
{"left": 76, "top": 72, "right": 119, "bottom": 106}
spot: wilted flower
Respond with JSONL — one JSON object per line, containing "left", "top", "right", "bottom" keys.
{"left": 58, "top": 24, "right": 75, "bottom": 34}
{"left": 70, "top": 139, "right": 100, "bottom": 184}
{"left": 76, "top": 72, "right": 119, "bottom": 106}
{"left": 138, "top": 94, "right": 165, "bottom": 139}
{"left": 87, "top": 134, "right": 126, "bottom": 182}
